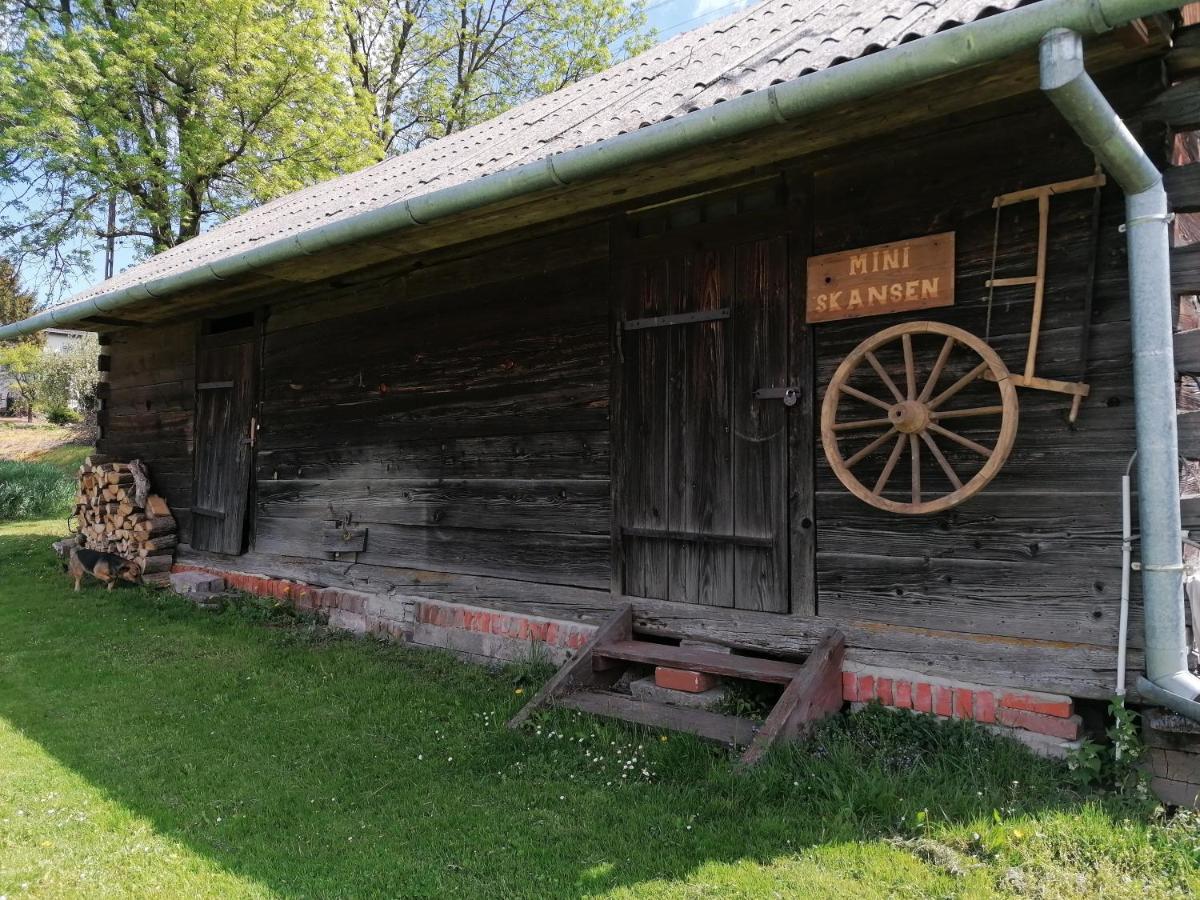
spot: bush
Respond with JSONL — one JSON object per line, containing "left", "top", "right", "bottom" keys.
{"left": 0, "top": 460, "right": 76, "bottom": 521}
{"left": 43, "top": 403, "right": 81, "bottom": 425}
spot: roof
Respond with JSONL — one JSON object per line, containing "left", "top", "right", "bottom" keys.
{"left": 65, "top": 0, "right": 1027, "bottom": 310}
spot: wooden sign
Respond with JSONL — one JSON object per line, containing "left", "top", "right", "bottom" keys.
{"left": 806, "top": 232, "right": 955, "bottom": 324}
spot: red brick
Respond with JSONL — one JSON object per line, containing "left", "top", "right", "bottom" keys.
{"left": 974, "top": 691, "right": 996, "bottom": 724}
{"left": 953, "top": 688, "right": 973, "bottom": 720}
{"left": 877, "top": 678, "right": 894, "bottom": 706}
{"left": 914, "top": 682, "right": 933, "bottom": 713}
{"left": 655, "top": 667, "right": 719, "bottom": 693}
{"left": 842, "top": 671, "right": 859, "bottom": 702}
{"left": 999, "top": 692, "right": 1072, "bottom": 719}
{"left": 997, "top": 707, "right": 1081, "bottom": 740}
{"left": 857, "top": 675, "right": 876, "bottom": 701}
{"left": 894, "top": 681, "right": 913, "bottom": 709}
{"left": 934, "top": 685, "right": 953, "bottom": 717}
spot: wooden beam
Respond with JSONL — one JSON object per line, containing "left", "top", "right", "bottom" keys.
{"left": 1146, "top": 78, "right": 1200, "bottom": 132}
{"left": 507, "top": 603, "right": 632, "bottom": 729}
{"left": 1179, "top": 409, "right": 1200, "bottom": 457}
{"left": 739, "top": 629, "right": 845, "bottom": 768}
{"left": 1166, "top": 162, "right": 1200, "bottom": 214}
{"left": 1172, "top": 243, "right": 1200, "bottom": 295}
{"left": 1176, "top": 329, "right": 1200, "bottom": 373}
{"left": 557, "top": 691, "right": 757, "bottom": 746}
{"left": 1167, "top": 24, "right": 1200, "bottom": 80}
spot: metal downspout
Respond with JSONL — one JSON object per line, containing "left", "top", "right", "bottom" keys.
{"left": 0, "top": 0, "right": 1187, "bottom": 342}
{"left": 1041, "top": 27, "right": 1200, "bottom": 719}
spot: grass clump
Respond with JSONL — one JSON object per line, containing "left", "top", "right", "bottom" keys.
{"left": 0, "top": 459, "right": 76, "bottom": 521}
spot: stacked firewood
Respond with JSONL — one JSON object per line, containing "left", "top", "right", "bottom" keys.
{"left": 72, "top": 456, "right": 177, "bottom": 586}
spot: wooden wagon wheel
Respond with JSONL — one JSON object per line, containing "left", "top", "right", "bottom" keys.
{"left": 820, "top": 321, "right": 1019, "bottom": 515}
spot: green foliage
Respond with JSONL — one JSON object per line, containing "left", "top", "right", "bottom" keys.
{"left": 0, "top": 257, "right": 35, "bottom": 333}
{"left": 0, "top": 0, "right": 652, "bottom": 294}
{"left": 1067, "top": 697, "right": 1147, "bottom": 796}
{"left": 0, "top": 526, "right": 1197, "bottom": 897}
{"left": 0, "top": 0, "right": 379, "bottom": 292}
{"left": 0, "top": 334, "right": 98, "bottom": 419}
{"left": 43, "top": 402, "right": 79, "bottom": 424}
{"left": 713, "top": 679, "right": 778, "bottom": 720}
{"left": 0, "top": 460, "right": 75, "bottom": 519}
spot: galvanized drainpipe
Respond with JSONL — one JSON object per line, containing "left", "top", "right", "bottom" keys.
{"left": 1042, "top": 27, "right": 1200, "bottom": 719}
{"left": 0, "top": 0, "right": 1186, "bottom": 342}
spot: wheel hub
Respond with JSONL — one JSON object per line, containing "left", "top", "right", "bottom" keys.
{"left": 889, "top": 400, "right": 929, "bottom": 434}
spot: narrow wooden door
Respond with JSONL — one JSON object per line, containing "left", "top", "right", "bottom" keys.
{"left": 615, "top": 228, "right": 798, "bottom": 612}
{"left": 192, "top": 328, "right": 258, "bottom": 554}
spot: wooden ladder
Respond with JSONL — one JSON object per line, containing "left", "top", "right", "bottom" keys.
{"left": 508, "top": 604, "right": 845, "bottom": 767}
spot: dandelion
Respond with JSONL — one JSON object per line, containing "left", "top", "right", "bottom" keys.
{"left": 660, "top": 735, "right": 669, "bottom": 743}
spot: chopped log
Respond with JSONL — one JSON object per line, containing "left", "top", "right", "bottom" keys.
{"left": 140, "top": 555, "right": 173, "bottom": 575}
{"left": 141, "top": 534, "right": 178, "bottom": 553}
{"left": 136, "top": 516, "right": 177, "bottom": 538}
{"left": 146, "top": 495, "right": 171, "bottom": 518}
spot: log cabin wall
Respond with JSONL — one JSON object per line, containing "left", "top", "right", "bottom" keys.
{"left": 250, "top": 225, "right": 612, "bottom": 595}
{"left": 96, "top": 322, "right": 197, "bottom": 543}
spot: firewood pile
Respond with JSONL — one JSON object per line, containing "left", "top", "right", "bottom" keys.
{"left": 71, "top": 455, "right": 177, "bottom": 587}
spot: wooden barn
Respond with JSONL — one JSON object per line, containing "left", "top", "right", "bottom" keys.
{"left": 9, "top": 0, "right": 1200, "bottom": 796}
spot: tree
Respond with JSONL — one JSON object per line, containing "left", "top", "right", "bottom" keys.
{"left": 41, "top": 331, "right": 99, "bottom": 412}
{"left": 0, "top": 255, "right": 34, "bottom": 331}
{"left": 0, "top": 339, "right": 46, "bottom": 420}
{"left": 0, "top": 0, "right": 380, "bottom": 295}
{"left": 336, "top": 0, "right": 653, "bottom": 154}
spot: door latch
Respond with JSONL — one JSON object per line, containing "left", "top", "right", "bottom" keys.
{"left": 753, "top": 387, "right": 801, "bottom": 407}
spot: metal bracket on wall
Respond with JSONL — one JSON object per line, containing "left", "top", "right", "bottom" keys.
{"left": 622, "top": 308, "right": 730, "bottom": 331}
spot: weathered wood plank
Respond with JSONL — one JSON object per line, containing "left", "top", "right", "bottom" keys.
{"left": 256, "top": 478, "right": 610, "bottom": 534}
{"left": 1146, "top": 77, "right": 1200, "bottom": 131}
{"left": 1177, "top": 329, "right": 1200, "bottom": 375}
{"left": 740, "top": 629, "right": 845, "bottom": 767}
{"left": 256, "top": 431, "right": 608, "bottom": 482}
{"left": 1166, "top": 162, "right": 1200, "bottom": 214}
{"left": 559, "top": 690, "right": 758, "bottom": 746}
{"left": 253, "top": 516, "right": 610, "bottom": 588}
{"left": 1181, "top": 410, "right": 1200, "bottom": 457}
{"left": 1174, "top": 243, "right": 1200, "bottom": 296}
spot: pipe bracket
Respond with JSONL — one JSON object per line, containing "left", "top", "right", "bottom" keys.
{"left": 1120, "top": 212, "right": 1175, "bottom": 232}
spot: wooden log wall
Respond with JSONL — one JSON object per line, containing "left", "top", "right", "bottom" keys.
{"left": 811, "top": 67, "right": 1162, "bottom": 651}
{"left": 96, "top": 322, "right": 196, "bottom": 543}
{"left": 252, "top": 225, "right": 612, "bottom": 591}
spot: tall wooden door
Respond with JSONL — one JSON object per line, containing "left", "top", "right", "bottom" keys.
{"left": 614, "top": 209, "right": 810, "bottom": 613}
{"left": 192, "top": 326, "right": 258, "bottom": 554}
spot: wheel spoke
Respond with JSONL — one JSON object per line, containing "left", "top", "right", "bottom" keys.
{"left": 930, "top": 405, "right": 1005, "bottom": 421}
{"left": 909, "top": 433, "right": 921, "bottom": 504}
{"left": 833, "top": 416, "right": 892, "bottom": 432}
{"left": 873, "top": 433, "right": 906, "bottom": 494}
{"left": 902, "top": 334, "right": 917, "bottom": 400}
{"left": 928, "top": 360, "right": 990, "bottom": 411}
{"left": 865, "top": 351, "right": 905, "bottom": 403}
{"left": 928, "top": 422, "right": 992, "bottom": 458}
{"left": 840, "top": 383, "right": 893, "bottom": 412}
{"left": 845, "top": 427, "right": 898, "bottom": 467}
{"left": 920, "top": 431, "right": 963, "bottom": 490}
{"left": 918, "top": 336, "right": 955, "bottom": 403}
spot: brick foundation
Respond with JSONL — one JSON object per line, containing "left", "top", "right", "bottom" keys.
{"left": 171, "top": 564, "right": 595, "bottom": 666}
{"left": 843, "top": 662, "right": 1082, "bottom": 757}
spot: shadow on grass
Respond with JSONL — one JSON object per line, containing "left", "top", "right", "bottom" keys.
{"left": 0, "top": 523, "right": 1161, "bottom": 898}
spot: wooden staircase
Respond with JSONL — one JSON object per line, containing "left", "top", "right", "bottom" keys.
{"left": 508, "top": 604, "right": 845, "bottom": 767}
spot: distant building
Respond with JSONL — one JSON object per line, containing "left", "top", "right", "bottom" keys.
{"left": 0, "top": 328, "right": 88, "bottom": 414}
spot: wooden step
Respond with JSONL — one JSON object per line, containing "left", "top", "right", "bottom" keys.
{"left": 593, "top": 640, "right": 801, "bottom": 684}
{"left": 559, "top": 690, "right": 757, "bottom": 746}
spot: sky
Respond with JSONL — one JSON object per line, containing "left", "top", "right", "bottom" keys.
{"left": 60, "top": 0, "right": 756, "bottom": 302}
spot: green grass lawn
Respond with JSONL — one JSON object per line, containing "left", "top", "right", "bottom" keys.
{"left": 0, "top": 518, "right": 1197, "bottom": 898}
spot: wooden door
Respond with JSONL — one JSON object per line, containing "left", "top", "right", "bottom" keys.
{"left": 615, "top": 219, "right": 805, "bottom": 613}
{"left": 192, "top": 327, "right": 258, "bottom": 554}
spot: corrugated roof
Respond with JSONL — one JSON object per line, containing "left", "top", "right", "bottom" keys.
{"left": 66, "top": 0, "right": 1026, "bottom": 307}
